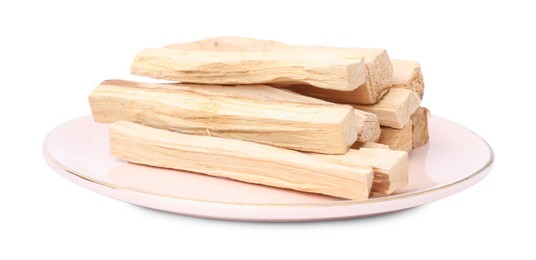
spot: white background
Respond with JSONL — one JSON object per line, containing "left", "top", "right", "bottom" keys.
{"left": 1, "top": 0, "right": 534, "bottom": 259}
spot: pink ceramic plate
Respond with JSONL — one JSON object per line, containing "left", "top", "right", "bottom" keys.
{"left": 44, "top": 116, "right": 493, "bottom": 222}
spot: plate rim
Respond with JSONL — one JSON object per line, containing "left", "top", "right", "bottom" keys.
{"left": 43, "top": 115, "right": 494, "bottom": 208}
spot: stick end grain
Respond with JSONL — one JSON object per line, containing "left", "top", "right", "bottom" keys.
{"left": 393, "top": 89, "right": 421, "bottom": 128}
{"left": 411, "top": 107, "right": 430, "bottom": 148}
{"left": 354, "top": 111, "right": 381, "bottom": 143}
{"left": 391, "top": 60, "right": 424, "bottom": 99}
{"left": 367, "top": 50, "right": 394, "bottom": 102}
{"left": 344, "top": 49, "right": 393, "bottom": 104}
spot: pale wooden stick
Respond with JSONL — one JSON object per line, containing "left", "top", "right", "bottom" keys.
{"left": 377, "top": 120, "right": 414, "bottom": 152}
{"left": 313, "top": 148, "right": 408, "bottom": 195}
{"left": 353, "top": 88, "right": 421, "bottom": 129}
{"left": 89, "top": 80, "right": 357, "bottom": 154}
{"left": 180, "top": 83, "right": 380, "bottom": 143}
{"left": 131, "top": 48, "right": 366, "bottom": 91}
{"left": 411, "top": 107, "right": 430, "bottom": 148}
{"left": 109, "top": 121, "right": 373, "bottom": 200}
{"left": 166, "top": 36, "right": 393, "bottom": 104}
{"left": 359, "top": 107, "right": 429, "bottom": 151}
{"left": 391, "top": 60, "right": 424, "bottom": 99}
{"left": 280, "top": 48, "right": 392, "bottom": 104}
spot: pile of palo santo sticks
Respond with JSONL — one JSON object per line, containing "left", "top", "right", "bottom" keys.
{"left": 88, "top": 36, "right": 429, "bottom": 200}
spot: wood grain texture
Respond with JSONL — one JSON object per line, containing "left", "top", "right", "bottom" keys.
{"left": 353, "top": 88, "right": 421, "bottom": 129}
{"left": 131, "top": 47, "right": 366, "bottom": 91}
{"left": 391, "top": 60, "right": 424, "bottom": 99}
{"left": 411, "top": 107, "right": 430, "bottom": 148}
{"left": 166, "top": 36, "right": 393, "bottom": 104}
{"left": 378, "top": 121, "right": 414, "bottom": 152}
{"left": 89, "top": 80, "right": 357, "bottom": 154}
{"left": 281, "top": 48, "right": 392, "bottom": 104}
{"left": 179, "top": 83, "right": 380, "bottom": 143}
{"left": 314, "top": 148, "right": 408, "bottom": 195}
{"left": 109, "top": 121, "right": 373, "bottom": 200}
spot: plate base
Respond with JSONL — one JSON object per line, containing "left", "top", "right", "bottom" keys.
{"left": 44, "top": 116, "right": 493, "bottom": 222}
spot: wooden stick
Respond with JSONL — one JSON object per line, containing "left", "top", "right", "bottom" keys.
{"left": 279, "top": 47, "right": 392, "bottom": 104}
{"left": 109, "top": 121, "right": 373, "bottom": 200}
{"left": 181, "top": 83, "right": 380, "bottom": 143}
{"left": 391, "top": 60, "right": 424, "bottom": 99}
{"left": 313, "top": 148, "right": 408, "bottom": 195}
{"left": 131, "top": 47, "right": 366, "bottom": 91}
{"left": 353, "top": 88, "right": 421, "bottom": 129}
{"left": 411, "top": 107, "right": 430, "bottom": 148}
{"left": 89, "top": 80, "right": 358, "bottom": 154}
{"left": 359, "top": 107, "right": 429, "bottom": 151}
{"left": 260, "top": 89, "right": 381, "bottom": 143}
{"left": 378, "top": 121, "right": 413, "bottom": 152}
{"left": 166, "top": 36, "right": 393, "bottom": 104}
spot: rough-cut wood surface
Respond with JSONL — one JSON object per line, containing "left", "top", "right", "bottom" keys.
{"left": 353, "top": 111, "right": 381, "bottom": 143}
{"left": 131, "top": 47, "right": 366, "bottom": 91}
{"left": 180, "top": 83, "right": 380, "bottom": 143}
{"left": 89, "top": 80, "right": 358, "bottom": 154}
{"left": 109, "top": 121, "right": 373, "bottom": 200}
{"left": 314, "top": 148, "right": 408, "bottom": 195}
{"left": 391, "top": 60, "right": 424, "bottom": 99}
{"left": 280, "top": 48, "right": 392, "bottom": 104}
{"left": 411, "top": 107, "right": 430, "bottom": 148}
{"left": 166, "top": 36, "right": 393, "bottom": 104}
{"left": 89, "top": 80, "right": 357, "bottom": 154}
{"left": 378, "top": 121, "right": 413, "bottom": 152}
{"left": 353, "top": 88, "right": 421, "bottom": 129}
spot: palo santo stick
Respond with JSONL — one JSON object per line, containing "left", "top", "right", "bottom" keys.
{"left": 109, "top": 121, "right": 373, "bottom": 200}
{"left": 353, "top": 88, "right": 421, "bottom": 129}
{"left": 89, "top": 80, "right": 357, "bottom": 154}
{"left": 313, "top": 148, "right": 408, "bottom": 195}
{"left": 362, "top": 107, "right": 429, "bottom": 151}
{"left": 277, "top": 48, "right": 392, "bottom": 104}
{"left": 245, "top": 88, "right": 380, "bottom": 142}
{"left": 411, "top": 107, "right": 430, "bottom": 148}
{"left": 286, "top": 48, "right": 393, "bottom": 104}
{"left": 166, "top": 36, "right": 393, "bottom": 104}
{"left": 378, "top": 120, "right": 413, "bottom": 152}
{"left": 391, "top": 60, "right": 424, "bottom": 99}
{"left": 131, "top": 48, "right": 366, "bottom": 91}
{"left": 184, "top": 84, "right": 380, "bottom": 143}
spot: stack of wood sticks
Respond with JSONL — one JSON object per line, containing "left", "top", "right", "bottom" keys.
{"left": 89, "top": 36, "right": 429, "bottom": 200}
